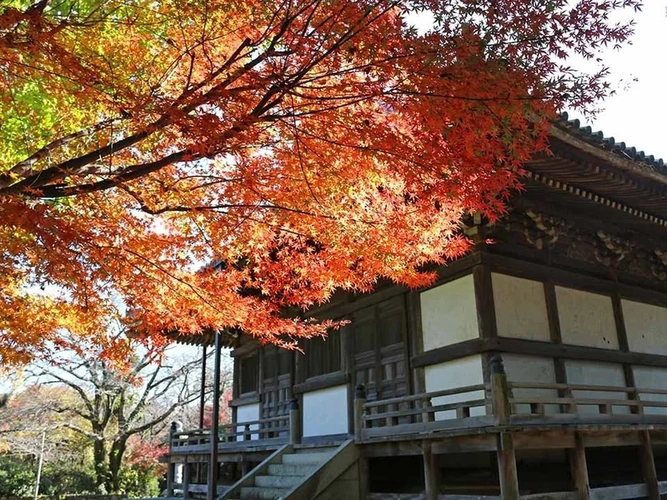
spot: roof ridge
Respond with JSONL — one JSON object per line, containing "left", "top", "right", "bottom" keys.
{"left": 557, "top": 112, "right": 665, "bottom": 172}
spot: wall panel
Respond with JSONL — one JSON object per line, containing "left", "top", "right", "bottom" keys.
{"left": 556, "top": 287, "right": 618, "bottom": 349}
{"left": 492, "top": 273, "right": 550, "bottom": 341}
{"left": 420, "top": 275, "right": 478, "bottom": 351}
{"left": 302, "top": 384, "right": 349, "bottom": 437}
{"left": 622, "top": 299, "right": 667, "bottom": 356}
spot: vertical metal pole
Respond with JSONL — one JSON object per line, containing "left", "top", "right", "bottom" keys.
{"left": 34, "top": 431, "right": 45, "bottom": 500}
{"left": 197, "top": 345, "right": 208, "bottom": 485}
{"left": 199, "top": 345, "right": 207, "bottom": 429}
{"left": 206, "top": 333, "right": 222, "bottom": 500}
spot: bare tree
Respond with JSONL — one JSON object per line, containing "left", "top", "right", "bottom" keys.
{"left": 15, "top": 339, "right": 210, "bottom": 493}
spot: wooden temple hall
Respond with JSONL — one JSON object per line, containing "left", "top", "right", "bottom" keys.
{"left": 163, "top": 114, "right": 667, "bottom": 500}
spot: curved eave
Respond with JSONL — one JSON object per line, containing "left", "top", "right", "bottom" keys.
{"left": 549, "top": 123, "right": 667, "bottom": 188}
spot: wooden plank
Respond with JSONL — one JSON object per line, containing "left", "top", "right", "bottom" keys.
{"left": 513, "top": 429, "right": 575, "bottom": 450}
{"left": 484, "top": 336, "right": 667, "bottom": 369}
{"left": 568, "top": 432, "right": 590, "bottom": 500}
{"left": 362, "top": 416, "right": 496, "bottom": 440}
{"left": 589, "top": 483, "right": 647, "bottom": 500}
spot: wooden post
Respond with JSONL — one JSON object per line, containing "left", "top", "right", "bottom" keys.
{"left": 206, "top": 331, "right": 222, "bottom": 500}
{"left": 568, "top": 432, "right": 590, "bottom": 500}
{"left": 289, "top": 397, "right": 301, "bottom": 445}
{"left": 167, "top": 421, "right": 179, "bottom": 496}
{"left": 166, "top": 461, "right": 175, "bottom": 497}
{"left": 639, "top": 430, "right": 659, "bottom": 500}
{"left": 354, "top": 384, "right": 367, "bottom": 442}
{"left": 423, "top": 440, "right": 439, "bottom": 500}
{"left": 490, "top": 354, "right": 511, "bottom": 425}
{"left": 183, "top": 461, "right": 190, "bottom": 500}
{"left": 490, "top": 355, "right": 519, "bottom": 500}
{"left": 496, "top": 432, "right": 520, "bottom": 500}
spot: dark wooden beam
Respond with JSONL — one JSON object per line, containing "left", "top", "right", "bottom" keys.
{"left": 568, "top": 432, "right": 590, "bottom": 500}
{"left": 411, "top": 339, "right": 485, "bottom": 368}
{"left": 292, "top": 372, "right": 349, "bottom": 394}
{"left": 639, "top": 430, "right": 660, "bottom": 500}
{"left": 413, "top": 335, "right": 667, "bottom": 372}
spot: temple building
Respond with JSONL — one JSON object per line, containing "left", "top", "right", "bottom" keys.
{"left": 163, "top": 114, "right": 667, "bottom": 500}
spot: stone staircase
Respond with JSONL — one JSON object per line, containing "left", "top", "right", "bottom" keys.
{"left": 231, "top": 448, "right": 335, "bottom": 499}
{"left": 220, "top": 441, "right": 359, "bottom": 500}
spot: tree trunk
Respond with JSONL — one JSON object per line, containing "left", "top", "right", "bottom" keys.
{"left": 93, "top": 439, "right": 109, "bottom": 491}
{"left": 108, "top": 438, "right": 128, "bottom": 493}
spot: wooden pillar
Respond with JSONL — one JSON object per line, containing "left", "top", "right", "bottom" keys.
{"left": 166, "top": 461, "right": 175, "bottom": 497}
{"left": 490, "top": 355, "right": 519, "bottom": 500}
{"left": 354, "top": 384, "right": 367, "bottom": 442}
{"left": 182, "top": 461, "right": 190, "bottom": 500}
{"left": 422, "top": 440, "right": 439, "bottom": 500}
{"left": 639, "top": 430, "right": 659, "bottom": 500}
{"left": 289, "top": 397, "right": 301, "bottom": 445}
{"left": 496, "top": 432, "right": 519, "bottom": 500}
{"left": 206, "top": 331, "right": 222, "bottom": 500}
{"left": 568, "top": 432, "right": 590, "bottom": 500}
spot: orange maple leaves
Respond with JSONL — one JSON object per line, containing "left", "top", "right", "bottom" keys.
{"left": 0, "top": 0, "right": 640, "bottom": 363}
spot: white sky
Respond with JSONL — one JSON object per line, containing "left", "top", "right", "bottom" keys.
{"left": 583, "top": 1, "right": 667, "bottom": 160}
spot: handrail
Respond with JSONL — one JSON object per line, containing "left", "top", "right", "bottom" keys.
{"left": 510, "top": 381, "right": 667, "bottom": 396}
{"left": 364, "top": 384, "right": 487, "bottom": 408}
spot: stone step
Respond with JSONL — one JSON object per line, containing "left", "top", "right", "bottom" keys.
{"left": 254, "top": 474, "right": 303, "bottom": 488}
{"left": 282, "top": 452, "right": 329, "bottom": 465}
{"left": 267, "top": 463, "right": 314, "bottom": 476}
{"left": 294, "top": 446, "right": 338, "bottom": 454}
{"left": 240, "top": 486, "right": 290, "bottom": 499}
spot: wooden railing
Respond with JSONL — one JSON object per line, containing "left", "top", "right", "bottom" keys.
{"left": 171, "top": 414, "right": 292, "bottom": 451}
{"left": 362, "top": 384, "right": 488, "bottom": 426}
{"left": 354, "top": 356, "right": 667, "bottom": 441}
{"left": 355, "top": 383, "right": 493, "bottom": 440}
{"left": 508, "top": 382, "right": 667, "bottom": 417}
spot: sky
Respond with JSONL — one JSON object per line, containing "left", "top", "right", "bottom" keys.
{"left": 581, "top": 1, "right": 667, "bottom": 160}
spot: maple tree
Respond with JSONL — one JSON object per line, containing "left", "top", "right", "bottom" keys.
{"left": 0, "top": 0, "right": 641, "bottom": 363}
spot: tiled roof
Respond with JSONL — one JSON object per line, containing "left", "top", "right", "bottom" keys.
{"left": 556, "top": 112, "right": 666, "bottom": 173}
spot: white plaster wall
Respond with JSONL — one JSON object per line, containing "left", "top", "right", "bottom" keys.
{"left": 235, "top": 402, "right": 260, "bottom": 441}
{"left": 564, "top": 360, "right": 629, "bottom": 415}
{"left": 424, "top": 355, "right": 486, "bottom": 420}
{"left": 555, "top": 287, "right": 618, "bottom": 349}
{"left": 632, "top": 366, "right": 667, "bottom": 416}
{"left": 492, "top": 273, "right": 550, "bottom": 342}
{"left": 622, "top": 299, "right": 667, "bottom": 356}
{"left": 503, "top": 354, "right": 559, "bottom": 414}
{"left": 302, "top": 384, "right": 349, "bottom": 437}
{"left": 420, "top": 275, "right": 478, "bottom": 351}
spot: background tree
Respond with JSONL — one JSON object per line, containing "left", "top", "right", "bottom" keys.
{"left": 0, "top": 333, "right": 212, "bottom": 494}
{"left": 0, "top": 0, "right": 642, "bottom": 363}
